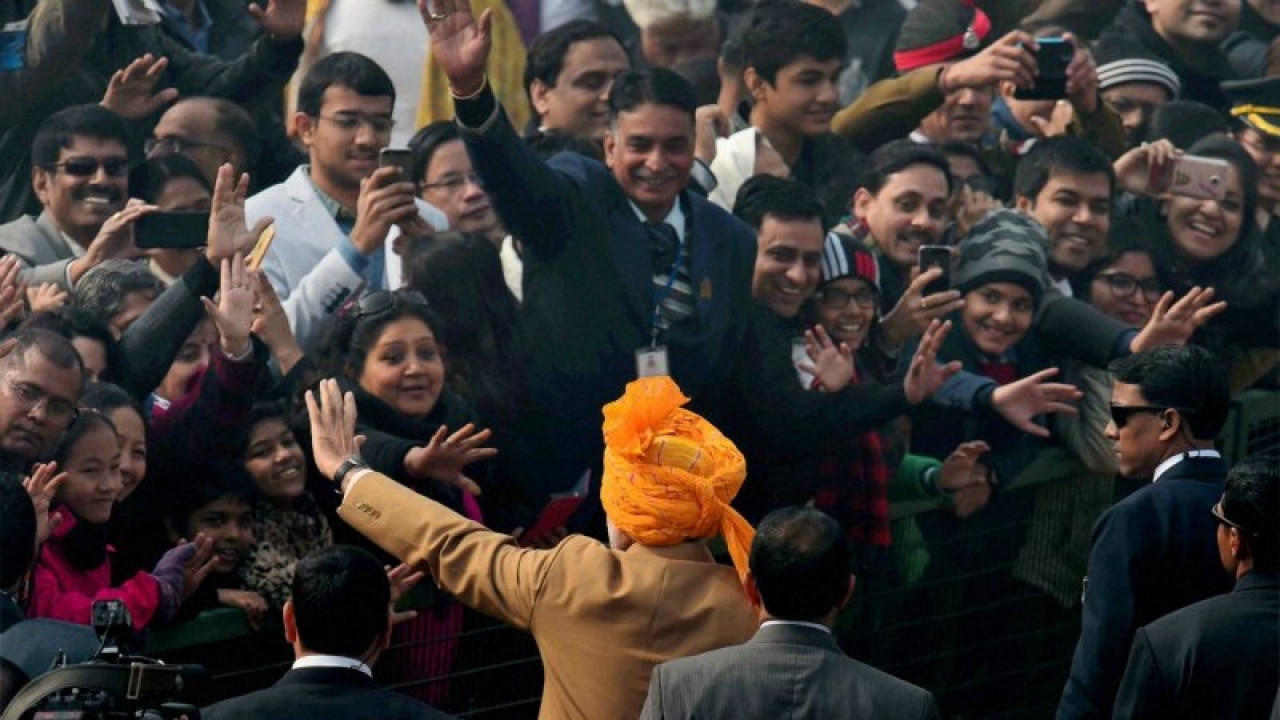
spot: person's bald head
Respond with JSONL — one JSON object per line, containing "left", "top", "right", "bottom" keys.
{"left": 148, "top": 97, "right": 259, "bottom": 182}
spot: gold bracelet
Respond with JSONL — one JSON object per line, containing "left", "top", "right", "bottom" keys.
{"left": 450, "top": 75, "right": 489, "bottom": 102}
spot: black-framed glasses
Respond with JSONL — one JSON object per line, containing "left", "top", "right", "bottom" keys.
{"left": 817, "top": 287, "right": 878, "bottom": 311}
{"left": 45, "top": 157, "right": 129, "bottom": 178}
{"left": 316, "top": 112, "right": 395, "bottom": 135}
{"left": 144, "top": 136, "right": 233, "bottom": 156}
{"left": 421, "top": 172, "right": 485, "bottom": 194}
{"left": 348, "top": 289, "right": 430, "bottom": 320}
{"left": 1211, "top": 501, "right": 1258, "bottom": 537}
{"left": 1109, "top": 404, "right": 1195, "bottom": 428}
{"left": 1096, "top": 272, "right": 1162, "bottom": 304}
{"left": 3, "top": 377, "right": 78, "bottom": 426}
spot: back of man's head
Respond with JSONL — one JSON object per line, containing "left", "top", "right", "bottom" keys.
{"left": 733, "top": 175, "right": 824, "bottom": 229}
{"left": 608, "top": 68, "right": 698, "bottom": 124}
{"left": 1013, "top": 136, "right": 1116, "bottom": 202}
{"left": 1221, "top": 456, "right": 1279, "bottom": 574}
{"left": 1109, "top": 344, "right": 1230, "bottom": 440}
{"left": 31, "top": 105, "right": 129, "bottom": 171}
{"left": 297, "top": 52, "right": 396, "bottom": 117}
{"left": 0, "top": 474, "right": 35, "bottom": 592}
{"left": 203, "top": 97, "right": 260, "bottom": 169}
{"left": 739, "top": 0, "right": 847, "bottom": 85}
{"left": 750, "top": 507, "right": 850, "bottom": 621}
{"left": 290, "top": 545, "right": 390, "bottom": 659}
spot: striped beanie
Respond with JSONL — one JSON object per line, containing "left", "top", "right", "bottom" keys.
{"left": 894, "top": 0, "right": 992, "bottom": 73}
{"left": 820, "top": 232, "right": 880, "bottom": 292}
{"left": 1094, "top": 34, "right": 1181, "bottom": 99}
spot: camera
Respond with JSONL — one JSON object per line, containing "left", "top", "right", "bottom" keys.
{"left": 0, "top": 601, "right": 205, "bottom": 720}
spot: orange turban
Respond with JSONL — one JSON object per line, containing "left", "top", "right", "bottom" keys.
{"left": 600, "top": 376, "right": 755, "bottom": 583}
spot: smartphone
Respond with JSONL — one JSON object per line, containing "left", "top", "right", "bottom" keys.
{"left": 135, "top": 211, "right": 209, "bottom": 249}
{"left": 918, "top": 245, "right": 952, "bottom": 298}
{"left": 379, "top": 147, "right": 414, "bottom": 180}
{"left": 518, "top": 470, "right": 590, "bottom": 546}
{"left": 1015, "top": 37, "right": 1072, "bottom": 101}
{"left": 1147, "top": 155, "right": 1230, "bottom": 201}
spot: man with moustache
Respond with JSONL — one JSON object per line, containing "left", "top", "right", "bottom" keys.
{"left": 1057, "top": 344, "right": 1235, "bottom": 720}
{"left": 0, "top": 105, "right": 146, "bottom": 292}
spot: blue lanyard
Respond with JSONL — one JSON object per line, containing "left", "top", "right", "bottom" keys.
{"left": 649, "top": 227, "right": 688, "bottom": 349}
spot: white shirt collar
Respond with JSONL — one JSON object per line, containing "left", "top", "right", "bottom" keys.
{"left": 1152, "top": 449, "right": 1221, "bottom": 483}
{"left": 760, "top": 619, "right": 832, "bottom": 635}
{"left": 628, "top": 199, "right": 686, "bottom": 244}
{"left": 292, "top": 654, "right": 373, "bottom": 677}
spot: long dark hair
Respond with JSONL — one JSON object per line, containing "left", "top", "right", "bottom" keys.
{"left": 318, "top": 289, "right": 444, "bottom": 387}
{"left": 401, "top": 232, "right": 527, "bottom": 422}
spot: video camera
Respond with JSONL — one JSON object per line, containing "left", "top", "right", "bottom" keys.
{"left": 0, "top": 601, "right": 205, "bottom": 720}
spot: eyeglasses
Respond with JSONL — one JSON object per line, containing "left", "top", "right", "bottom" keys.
{"left": 144, "top": 136, "right": 233, "bottom": 156}
{"left": 45, "top": 157, "right": 129, "bottom": 178}
{"left": 1211, "top": 502, "right": 1258, "bottom": 537}
{"left": 1096, "top": 272, "right": 1163, "bottom": 304}
{"left": 3, "top": 377, "right": 78, "bottom": 425}
{"left": 347, "top": 289, "right": 431, "bottom": 320}
{"left": 316, "top": 112, "right": 395, "bottom": 135}
{"left": 1108, "top": 404, "right": 1195, "bottom": 428}
{"left": 817, "top": 287, "right": 878, "bottom": 311}
{"left": 421, "top": 172, "right": 485, "bottom": 194}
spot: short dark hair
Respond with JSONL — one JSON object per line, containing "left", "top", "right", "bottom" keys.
{"left": 523, "top": 20, "right": 625, "bottom": 100}
{"left": 162, "top": 459, "right": 255, "bottom": 548}
{"left": 72, "top": 260, "right": 165, "bottom": 329}
{"left": 320, "top": 289, "right": 442, "bottom": 382}
{"left": 740, "top": 0, "right": 847, "bottom": 85}
{"left": 1012, "top": 135, "right": 1116, "bottom": 202}
{"left": 608, "top": 68, "right": 697, "bottom": 122}
{"left": 733, "top": 175, "right": 824, "bottom": 229}
{"left": 1221, "top": 456, "right": 1279, "bottom": 573}
{"left": 128, "top": 153, "right": 213, "bottom": 206}
{"left": 1145, "top": 100, "right": 1228, "bottom": 148}
{"left": 861, "top": 140, "right": 953, "bottom": 196}
{"left": 1, "top": 328, "right": 85, "bottom": 378}
{"left": 79, "top": 381, "right": 146, "bottom": 427}
{"left": 1108, "top": 345, "right": 1230, "bottom": 440}
{"left": 297, "top": 52, "right": 396, "bottom": 117}
{"left": 407, "top": 120, "right": 461, "bottom": 189}
{"left": 20, "top": 309, "right": 124, "bottom": 384}
{"left": 31, "top": 104, "right": 130, "bottom": 170}
{"left": 0, "top": 474, "right": 35, "bottom": 591}
{"left": 205, "top": 97, "right": 261, "bottom": 167}
{"left": 750, "top": 506, "right": 850, "bottom": 620}
{"left": 291, "top": 545, "right": 390, "bottom": 657}
{"left": 1075, "top": 217, "right": 1157, "bottom": 299}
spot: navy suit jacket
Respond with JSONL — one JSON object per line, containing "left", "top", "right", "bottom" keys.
{"left": 641, "top": 622, "right": 940, "bottom": 719}
{"left": 201, "top": 666, "right": 455, "bottom": 720}
{"left": 1113, "top": 571, "right": 1279, "bottom": 720}
{"left": 1057, "top": 453, "right": 1234, "bottom": 720}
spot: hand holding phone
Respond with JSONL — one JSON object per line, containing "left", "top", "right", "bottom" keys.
{"left": 918, "top": 245, "right": 953, "bottom": 297}
{"left": 1146, "top": 154, "right": 1230, "bottom": 201}
{"left": 379, "top": 148, "right": 414, "bottom": 181}
{"left": 135, "top": 211, "right": 210, "bottom": 249}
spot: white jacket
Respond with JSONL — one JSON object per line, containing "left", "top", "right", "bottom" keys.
{"left": 246, "top": 167, "right": 447, "bottom": 349}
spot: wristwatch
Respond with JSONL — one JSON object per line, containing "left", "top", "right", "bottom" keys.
{"left": 333, "top": 454, "right": 369, "bottom": 493}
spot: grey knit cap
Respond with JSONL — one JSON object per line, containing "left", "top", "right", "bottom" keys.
{"left": 952, "top": 209, "right": 1052, "bottom": 302}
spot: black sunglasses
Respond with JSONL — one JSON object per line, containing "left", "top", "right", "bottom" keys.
{"left": 347, "top": 289, "right": 430, "bottom": 320}
{"left": 1109, "top": 404, "right": 1196, "bottom": 428}
{"left": 46, "top": 157, "right": 129, "bottom": 178}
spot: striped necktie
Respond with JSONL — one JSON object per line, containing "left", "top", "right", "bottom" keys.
{"left": 648, "top": 221, "right": 695, "bottom": 328}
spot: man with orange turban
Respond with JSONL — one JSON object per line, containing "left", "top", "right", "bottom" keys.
{"left": 306, "top": 375, "right": 757, "bottom": 720}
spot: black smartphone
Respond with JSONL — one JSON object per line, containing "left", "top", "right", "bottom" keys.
{"left": 918, "top": 245, "right": 952, "bottom": 298}
{"left": 379, "top": 147, "right": 414, "bottom": 180}
{"left": 1015, "top": 37, "right": 1072, "bottom": 101}
{"left": 134, "top": 211, "right": 209, "bottom": 249}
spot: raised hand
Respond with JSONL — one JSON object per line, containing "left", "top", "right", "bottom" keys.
{"left": 403, "top": 423, "right": 497, "bottom": 495}
{"left": 350, "top": 167, "right": 420, "bottom": 255}
{"left": 101, "top": 54, "right": 179, "bottom": 119}
{"left": 248, "top": 0, "right": 306, "bottom": 39}
{"left": 990, "top": 367, "right": 1081, "bottom": 438}
{"left": 694, "top": 105, "right": 729, "bottom": 164}
{"left": 201, "top": 254, "right": 255, "bottom": 358}
{"left": 904, "top": 319, "right": 963, "bottom": 404}
{"left": 305, "top": 378, "right": 364, "bottom": 482}
{"left": 797, "top": 324, "right": 855, "bottom": 392}
{"left": 1114, "top": 139, "right": 1180, "bottom": 196}
{"left": 881, "top": 268, "right": 964, "bottom": 350}
{"left": 1129, "top": 286, "right": 1227, "bottom": 351}
{"left": 1026, "top": 98, "right": 1076, "bottom": 139}
{"left": 419, "top": 0, "right": 493, "bottom": 95}
{"left": 26, "top": 283, "right": 69, "bottom": 315}
{"left": 942, "top": 30, "right": 1038, "bottom": 94}
{"left": 251, "top": 272, "right": 304, "bottom": 375}
{"left": 0, "top": 255, "right": 27, "bottom": 327}
{"left": 208, "top": 164, "right": 273, "bottom": 264}
{"left": 24, "top": 462, "right": 67, "bottom": 547}
{"left": 1062, "top": 33, "right": 1098, "bottom": 114}
{"left": 178, "top": 534, "right": 217, "bottom": 603}
{"left": 386, "top": 563, "right": 426, "bottom": 626}
{"left": 937, "top": 440, "right": 992, "bottom": 493}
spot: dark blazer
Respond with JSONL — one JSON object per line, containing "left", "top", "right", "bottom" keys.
{"left": 1057, "top": 453, "right": 1235, "bottom": 720}
{"left": 201, "top": 666, "right": 455, "bottom": 720}
{"left": 1113, "top": 571, "right": 1280, "bottom": 720}
{"left": 640, "top": 622, "right": 940, "bottom": 720}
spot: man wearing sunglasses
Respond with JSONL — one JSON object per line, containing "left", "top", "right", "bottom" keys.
{"left": 1112, "top": 456, "right": 1278, "bottom": 720}
{"left": 1058, "top": 344, "right": 1234, "bottom": 720}
{"left": 0, "top": 105, "right": 144, "bottom": 292}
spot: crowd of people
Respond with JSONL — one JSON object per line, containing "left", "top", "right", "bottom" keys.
{"left": 0, "top": 0, "right": 1277, "bottom": 717}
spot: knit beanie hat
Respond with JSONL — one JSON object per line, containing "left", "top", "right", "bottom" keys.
{"left": 952, "top": 209, "right": 1051, "bottom": 303}
{"left": 1094, "top": 33, "right": 1181, "bottom": 99}
{"left": 894, "top": 0, "right": 992, "bottom": 73}
{"left": 820, "top": 232, "right": 880, "bottom": 292}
